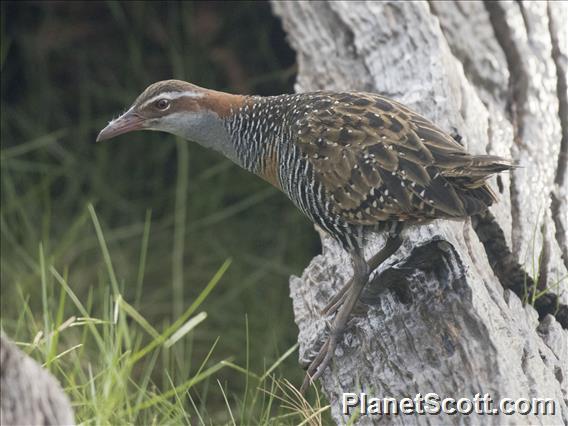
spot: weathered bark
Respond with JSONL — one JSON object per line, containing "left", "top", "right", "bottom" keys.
{"left": 0, "top": 334, "right": 75, "bottom": 425}
{"left": 271, "top": 1, "right": 568, "bottom": 424}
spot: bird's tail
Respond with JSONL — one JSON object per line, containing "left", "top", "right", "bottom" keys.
{"left": 467, "top": 155, "right": 517, "bottom": 177}
{"left": 447, "top": 154, "right": 517, "bottom": 213}
{"left": 443, "top": 154, "right": 517, "bottom": 180}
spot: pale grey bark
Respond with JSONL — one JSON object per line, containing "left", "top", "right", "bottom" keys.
{"left": 271, "top": 1, "right": 568, "bottom": 424}
{"left": 0, "top": 334, "right": 75, "bottom": 425}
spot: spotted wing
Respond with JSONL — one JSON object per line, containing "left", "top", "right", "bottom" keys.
{"left": 292, "top": 92, "right": 484, "bottom": 225}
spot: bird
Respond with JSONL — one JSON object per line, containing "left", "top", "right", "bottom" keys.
{"left": 97, "top": 79, "right": 514, "bottom": 392}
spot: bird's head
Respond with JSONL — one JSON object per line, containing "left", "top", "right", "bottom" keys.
{"left": 96, "top": 79, "right": 244, "bottom": 149}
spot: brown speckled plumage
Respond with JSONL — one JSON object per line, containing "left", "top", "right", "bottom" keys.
{"left": 291, "top": 91, "right": 510, "bottom": 224}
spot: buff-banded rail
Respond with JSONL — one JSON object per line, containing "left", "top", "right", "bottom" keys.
{"left": 98, "top": 80, "right": 514, "bottom": 393}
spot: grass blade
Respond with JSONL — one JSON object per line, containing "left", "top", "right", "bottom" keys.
{"left": 129, "top": 259, "right": 231, "bottom": 365}
{"left": 165, "top": 311, "right": 207, "bottom": 348}
{"left": 116, "top": 295, "right": 160, "bottom": 340}
{"left": 135, "top": 209, "right": 152, "bottom": 306}
{"left": 88, "top": 204, "right": 119, "bottom": 297}
{"left": 172, "top": 139, "right": 189, "bottom": 319}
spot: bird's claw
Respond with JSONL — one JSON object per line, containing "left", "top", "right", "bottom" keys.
{"left": 300, "top": 339, "right": 332, "bottom": 394}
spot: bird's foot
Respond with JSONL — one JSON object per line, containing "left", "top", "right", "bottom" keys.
{"left": 300, "top": 331, "right": 339, "bottom": 394}
{"left": 300, "top": 239, "right": 401, "bottom": 394}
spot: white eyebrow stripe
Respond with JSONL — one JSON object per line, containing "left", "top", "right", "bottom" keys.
{"left": 140, "top": 91, "right": 204, "bottom": 109}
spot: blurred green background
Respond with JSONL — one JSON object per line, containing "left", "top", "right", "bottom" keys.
{"left": 1, "top": 1, "right": 324, "bottom": 423}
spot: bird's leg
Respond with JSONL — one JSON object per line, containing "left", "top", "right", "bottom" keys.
{"left": 320, "top": 279, "right": 351, "bottom": 316}
{"left": 301, "top": 233, "right": 403, "bottom": 394}
{"left": 321, "top": 235, "right": 403, "bottom": 316}
{"left": 301, "top": 249, "right": 370, "bottom": 393}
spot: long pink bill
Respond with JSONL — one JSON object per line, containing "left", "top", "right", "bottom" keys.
{"left": 96, "top": 112, "right": 145, "bottom": 142}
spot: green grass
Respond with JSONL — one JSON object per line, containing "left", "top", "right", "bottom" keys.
{"left": 5, "top": 205, "right": 328, "bottom": 424}
{"left": 1, "top": 2, "right": 329, "bottom": 423}
{"left": 521, "top": 206, "right": 567, "bottom": 311}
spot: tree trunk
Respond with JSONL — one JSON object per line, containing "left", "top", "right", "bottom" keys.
{"left": 0, "top": 334, "right": 75, "bottom": 425}
{"left": 271, "top": 1, "right": 568, "bottom": 424}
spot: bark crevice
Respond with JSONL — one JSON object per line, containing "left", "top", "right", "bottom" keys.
{"left": 485, "top": 1, "right": 528, "bottom": 260}
{"left": 473, "top": 211, "right": 568, "bottom": 328}
{"left": 326, "top": 3, "right": 375, "bottom": 93}
{"left": 547, "top": 1, "right": 568, "bottom": 269}
{"left": 428, "top": 1, "right": 506, "bottom": 100}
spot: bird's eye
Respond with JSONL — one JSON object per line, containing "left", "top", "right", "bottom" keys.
{"left": 155, "top": 99, "right": 170, "bottom": 110}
